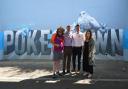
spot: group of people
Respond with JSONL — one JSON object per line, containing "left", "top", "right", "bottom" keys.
{"left": 50, "top": 24, "right": 95, "bottom": 79}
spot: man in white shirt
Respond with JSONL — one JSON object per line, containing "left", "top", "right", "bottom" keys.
{"left": 72, "top": 24, "right": 84, "bottom": 73}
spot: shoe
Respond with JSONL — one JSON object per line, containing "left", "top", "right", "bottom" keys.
{"left": 87, "top": 74, "right": 92, "bottom": 78}
{"left": 66, "top": 71, "right": 70, "bottom": 74}
{"left": 56, "top": 72, "right": 63, "bottom": 76}
{"left": 76, "top": 70, "right": 80, "bottom": 74}
{"left": 66, "top": 71, "right": 71, "bottom": 75}
{"left": 52, "top": 74, "right": 57, "bottom": 79}
{"left": 62, "top": 71, "right": 66, "bottom": 75}
{"left": 71, "top": 69, "right": 76, "bottom": 72}
{"left": 83, "top": 72, "right": 89, "bottom": 76}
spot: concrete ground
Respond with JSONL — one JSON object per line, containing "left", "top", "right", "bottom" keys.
{"left": 0, "top": 59, "right": 128, "bottom": 89}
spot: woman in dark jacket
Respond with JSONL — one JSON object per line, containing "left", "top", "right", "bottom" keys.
{"left": 83, "top": 30, "right": 95, "bottom": 78}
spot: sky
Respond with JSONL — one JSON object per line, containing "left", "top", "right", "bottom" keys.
{"left": 0, "top": 0, "right": 128, "bottom": 30}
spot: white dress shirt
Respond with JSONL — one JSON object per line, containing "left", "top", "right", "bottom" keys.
{"left": 72, "top": 31, "right": 84, "bottom": 47}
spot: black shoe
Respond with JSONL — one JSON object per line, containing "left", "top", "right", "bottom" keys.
{"left": 71, "top": 69, "right": 75, "bottom": 72}
{"left": 52, "top": 74, "right": 57, "bottom": 79}
{"left": 62, "top": 71, "right": 66, "bottom": 75}
{"left": 66, "top": 71, "right": 71, "bottom": 74}
{"left": 66, "top": 71, "right": 71, "bottom": 75}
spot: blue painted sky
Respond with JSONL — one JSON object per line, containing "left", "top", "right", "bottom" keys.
{"left": 0, "top": 0, "right": 128, "bottom": 30}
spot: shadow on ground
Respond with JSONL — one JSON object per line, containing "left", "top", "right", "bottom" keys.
{"left": 0, "top": 60, "right": 128, "bottom": 89}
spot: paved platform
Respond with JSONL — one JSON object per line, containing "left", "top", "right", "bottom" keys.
{"left": 0, "top": 59, "right": 128, "bottom": 89}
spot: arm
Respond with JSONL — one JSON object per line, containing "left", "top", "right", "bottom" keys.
{"left": 50, "top": 34, "right": 59, "bottom": 47}
{"left": 88, "top": 39, "right": 96, "bottom": 65}
{"left": 89, "top": 39, "right": 95, "bottom": 59}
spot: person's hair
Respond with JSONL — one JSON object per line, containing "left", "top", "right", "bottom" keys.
{"left": 75, "top": 24, "right": 80, "bottom": 27}
{"left": 66, "top": 25, "right": 70, "bottom": 28}
{"left": 85, "top": 30, "right": 92, "bottom": 40}
{"left": 56, "top": 27, "right": 64, "bottom": 37}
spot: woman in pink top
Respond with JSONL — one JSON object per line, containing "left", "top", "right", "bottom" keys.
{"left": 50, "top": 27, "right": 64, "bottom": 78}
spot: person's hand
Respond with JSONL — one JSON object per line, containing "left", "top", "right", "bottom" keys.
{"left": 54, "top": 44, "right": 59, "bottom": 47}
